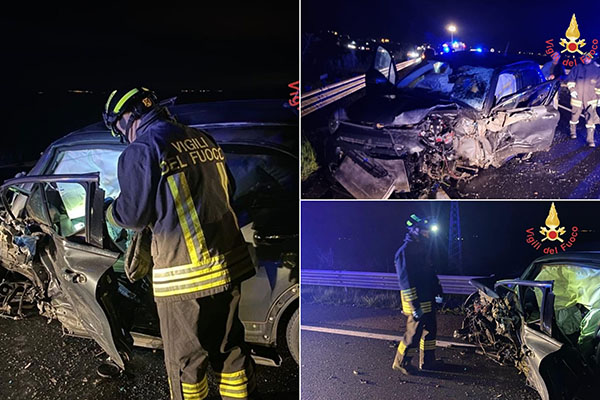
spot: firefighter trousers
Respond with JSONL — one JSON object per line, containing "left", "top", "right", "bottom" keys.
{"left": 393, "top": 301, "right": 437, "bottom": 368}
{"left": 570, "top": 99, "right": 599, "bottom": 143}
{"left": 156, "top": 286, "right": 256, "bottom": 400}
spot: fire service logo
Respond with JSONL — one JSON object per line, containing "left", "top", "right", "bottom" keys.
{"left": 545, "top": 14, "right": 598, "bottom": 68}
{"left": 526, "top": 203, "right": 578, "bottom": 254}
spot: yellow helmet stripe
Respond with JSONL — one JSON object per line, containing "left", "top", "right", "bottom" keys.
{"left": 113, "top": 88, "right": 140, "bottom": 113}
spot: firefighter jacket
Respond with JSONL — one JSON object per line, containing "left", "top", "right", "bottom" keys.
{"left": 394, "top": 232, "right": 442, "bottom": 314}
{"left": 107, "top": 109, "right": 255, "bottom": 302}
{"left": 566, "top": 62, "right": 600, "bottom": 108}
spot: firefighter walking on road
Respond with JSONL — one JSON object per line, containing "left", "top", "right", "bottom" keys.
{"left": 392, "top": 214, "right": 444, "bottom": 375}
{"left": 103, "top": 88, "right": 258, "bottom": 400}
{"left": 566, "top": 53, "right": 600, "bottom": 147}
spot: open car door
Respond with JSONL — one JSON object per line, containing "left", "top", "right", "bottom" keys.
{"left": 0, "top": 173, "right": 131, "bottom": 368}
{"left": 495, "top": 279, "right": 595, "bottom": 400}
{"left": 365, "top": 46, "right": 397, "bottom": 95}
{"left": 487, "top": 79, "right": 560, "bottom": 166}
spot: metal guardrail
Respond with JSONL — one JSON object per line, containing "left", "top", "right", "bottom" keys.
{"left": 301, "top": 269, "right": 481, "bottom": 295}
{"left": 300, "top": 58, "right": 421, "bottom": 117}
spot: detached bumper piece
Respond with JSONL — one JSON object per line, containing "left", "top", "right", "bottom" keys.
{"left": 334, "top": 150, "right": 410, "bottom": 198}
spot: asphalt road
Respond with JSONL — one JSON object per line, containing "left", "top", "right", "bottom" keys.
{"left": 301, "top": 90, "right": 600, "bottom": 199}
{"left": 0, "top": 315, "right": 298, "bottom": 400}
{"left": 301, "top": 303, "right": 540, "bottom": 400}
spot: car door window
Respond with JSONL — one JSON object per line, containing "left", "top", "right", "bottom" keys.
{"left": 25, "top": 184, "right": 52, "bottom": 227}
{"left": 44, "top": 182, "right": 87, "bottom": 237}
{"left": 523, "top": 286, "right": 544, "bottom": 325}
{"left": 494, "top": 73, "right": 517, "bottom": 104}
{"left": 519, "top": 67, "right": 543, "bottom": 90}
{"left": 224, "top": 144, "right": 298, "bottom": 234}
{"left": 493, "top": 80, "right": 557, "bottom": 111}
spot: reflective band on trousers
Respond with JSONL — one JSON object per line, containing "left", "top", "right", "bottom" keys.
{"left": 571, "top": 99, "right": 583, "bottom": 108}
{"left": 420, "top": 339, "right": 436, "bottom": 351}
{"left": 216, "top": 369, "right": 254, "bottom": 399}
{"left": 181, "top": 376, "right": 209, "bottom": 400}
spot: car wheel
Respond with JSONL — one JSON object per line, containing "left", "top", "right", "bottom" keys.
{"left": 286, "top": 308, "right": 299, "bottom": 364}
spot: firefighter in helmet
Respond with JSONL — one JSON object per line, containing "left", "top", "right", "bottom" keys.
{"left": 103, "top": 88, "right": 258, "bottom": 400}
{"left": 392, "top": 214, "right": 444, "bottom": 375}
{"left": 566, "top": 51, "right": 600, "bottom": 147}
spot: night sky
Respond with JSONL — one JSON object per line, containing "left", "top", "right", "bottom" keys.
{"left": 301, "top": 201, "right": 600, "bottom": 278}
{"left": 0, "top": 3, "right": 298, "bottom": 173}
{"left": 2, "top": 3, "right": 298, "bottom": 92}
{"left": 302, "top": 0, "right": 600, "bottom": 53}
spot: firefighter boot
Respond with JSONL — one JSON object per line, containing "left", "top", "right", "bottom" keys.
{"left": 420, "top": 346, "right": 445, "bottom": 371}
{"left": 586, "top": 127, "right": 596, "bottom": 147}
{"left": 393, "top": 355, "right": 418, "bottom": 376}
{"left": 570, "top": 122, "right": 577, "bottom": 139}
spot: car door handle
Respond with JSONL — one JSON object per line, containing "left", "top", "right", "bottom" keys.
{"left": 63, "top": 269, "right": 87, "bottom": 284}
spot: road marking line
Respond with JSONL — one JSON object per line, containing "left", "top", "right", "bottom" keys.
{"left": 301, "top": 325, "right": 476, "bottom": 348}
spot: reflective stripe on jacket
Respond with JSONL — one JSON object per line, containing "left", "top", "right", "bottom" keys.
{"left": 109, "top": 111, "right": 255, "bottom": 302}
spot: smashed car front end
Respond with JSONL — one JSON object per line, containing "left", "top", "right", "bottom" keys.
{"left": 457, "top": 255, "right": 600, "bottom": 399}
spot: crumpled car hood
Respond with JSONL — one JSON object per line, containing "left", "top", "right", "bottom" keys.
{"left": 344, "top": 92, "right": 460, "bottom": 126}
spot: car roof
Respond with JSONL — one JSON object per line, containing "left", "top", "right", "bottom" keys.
{"left": 433, "top": 52, "right": 542, "bottom": 70}
{"left": 50, "top": 99, "right": 297, "bottom": 152}
{"left": 531, "top": 251, "right": 600, "bottom": 269}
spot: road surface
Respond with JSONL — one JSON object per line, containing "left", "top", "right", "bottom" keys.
{"left": 301, "top": 303, "right": 540, "bottom": 400}
{"left": 0, "top": 315, "right": 298, "bottom": 400}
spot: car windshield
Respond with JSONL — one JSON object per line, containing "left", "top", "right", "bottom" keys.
{"left": 51, "top": 148, "right": 122, "bottom": 199}
{"left": 398, "top": 62, "right": 494, "bottom": 111}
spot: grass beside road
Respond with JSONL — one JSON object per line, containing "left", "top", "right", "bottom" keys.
{"left": 301, "top": 135, "right": 319, "bottom": 181}
{"left": 301, "top": 285, "right": 466, "bottom": 314}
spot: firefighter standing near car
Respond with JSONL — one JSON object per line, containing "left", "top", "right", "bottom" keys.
{"left": 566, "top": 52, "right": 600, "bottom": 147}
{"left": 392, "top": 214, "right": 444, "bottom": 375}
{"left": 103, "top": 88, "right": 258, "bottom": 400}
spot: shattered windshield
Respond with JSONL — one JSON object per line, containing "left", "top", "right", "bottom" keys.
{"left": 400, "top": 62, "right": 494, "bottom": 111}
{"left": 51, "top": 148, "right": 122, "bottom": 199}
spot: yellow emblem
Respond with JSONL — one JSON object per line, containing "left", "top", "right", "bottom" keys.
{"left": 560, "top": 14, "right": 586, "bottom": 55}
{"left": 539, "top": 202, "right": 566, "bottom": 242}
{"left": 142, "top": 97, "right": 153, "bottom": 107}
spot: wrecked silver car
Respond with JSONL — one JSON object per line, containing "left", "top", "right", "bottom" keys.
{"left": 0, "top": 100, "right": 299, "bottom": 370}
{"left": 329, "top": 47, "right": 560, "bottom": 198}
{"left": 455, "top": 252, "right": 600, "bottom": 399}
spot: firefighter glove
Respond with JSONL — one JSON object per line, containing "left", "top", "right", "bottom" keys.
{"left": 124, "top": 227, "right": 153, "bottom": 283}
{"left": 412, "top": 307, "right": 424, "bottom": 321}
{"left": 571, "top": 91, "right": 578, "bottom": 98}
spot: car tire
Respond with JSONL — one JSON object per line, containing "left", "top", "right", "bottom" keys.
{"left": 286, "top": 308, "right": 299, "bottom": 364}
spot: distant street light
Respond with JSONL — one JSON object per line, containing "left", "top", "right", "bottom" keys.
{"left": 447, "top": 24, "right": 457, "bottom": 43}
